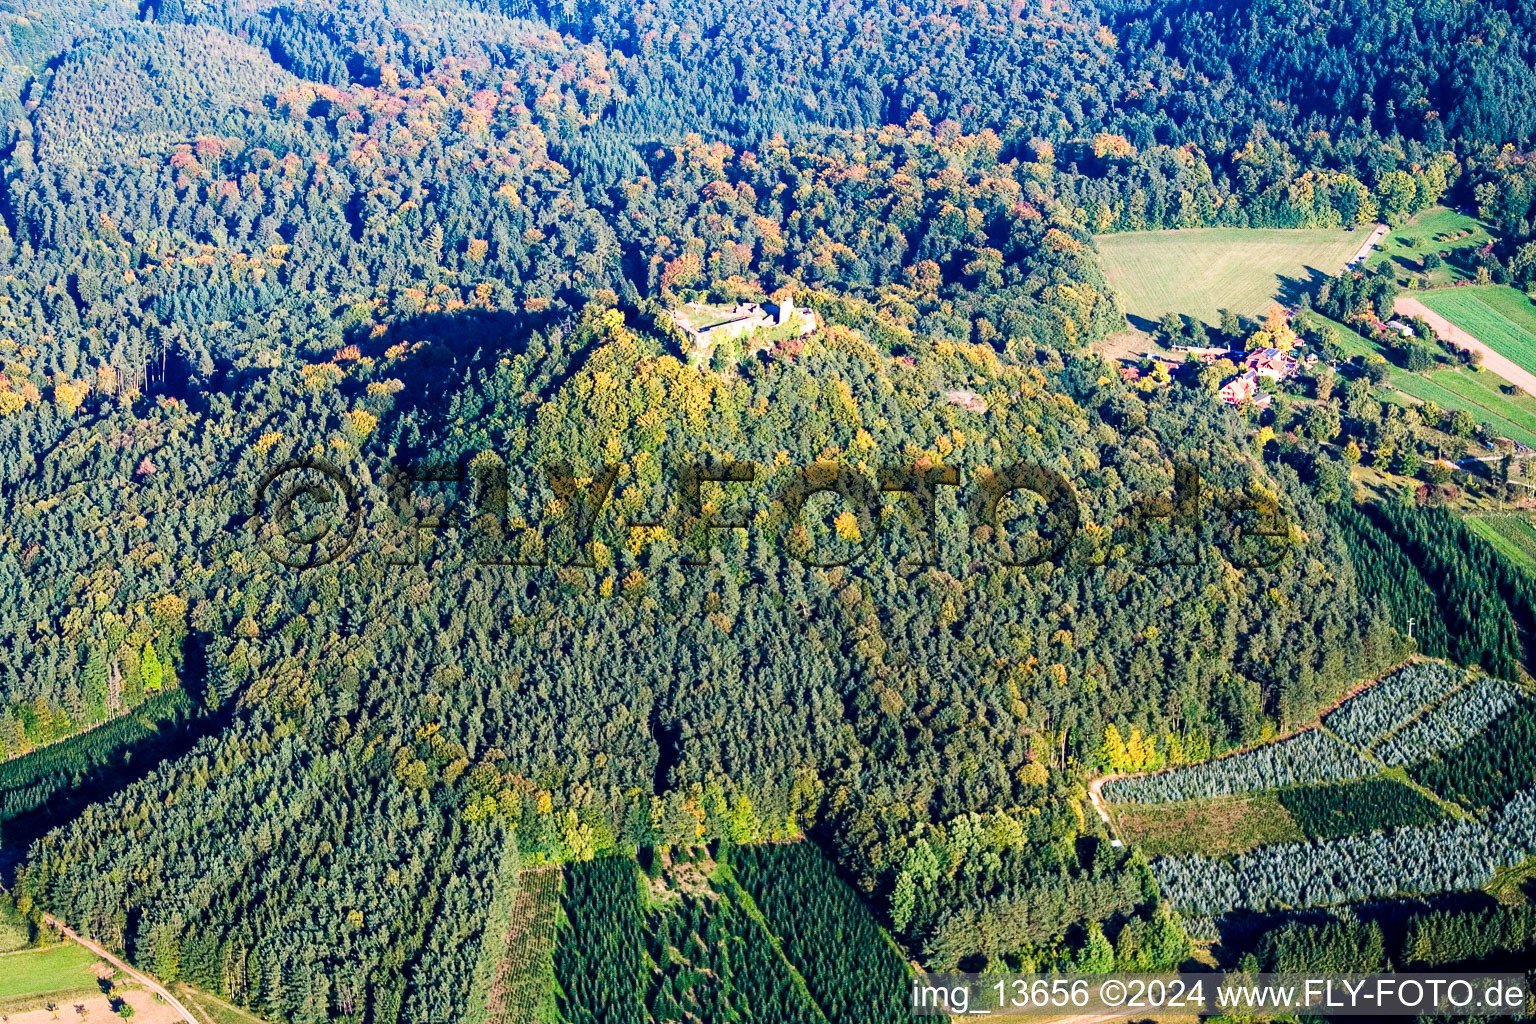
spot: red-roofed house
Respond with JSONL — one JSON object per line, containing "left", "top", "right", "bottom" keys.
{"left": 1244, "top": 347, "right": 1299, "bottom": 381}
{"left": 1220, "top": 369, "right": 1260, "bottom": 405}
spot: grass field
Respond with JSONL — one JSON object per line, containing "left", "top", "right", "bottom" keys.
{"left": 1097, "top": 227, "right": 1362, "bottom": 328}
{"left": 1485, "top": 854, "right": 1536, "bottom": 904}
{"left": 1420, "top": 286, "right": 1536, "bottom": 377}
{"left": 1313, "top": 314, "right": 1536, "bottom": 447}
{"left": 1424, "top": 369, "right": 1536, "bottom": 433}
{"left": 1466, "top": 516, "right": 1536, "bottom": 576}
{"left": 1393, "top": 372, "right": 1536, "bottom": 447}
{"left": 0, "top": 943, "right": 100, "bottom": 1006}
{"left": 1110, "top": 791, "right": 1304, "bottom": 857}
{"left": 1319, "top": 314, "right": 1388, "bottom": 361}
{"left": 1368, "top": 206, "right": 1493, "bottom": 285}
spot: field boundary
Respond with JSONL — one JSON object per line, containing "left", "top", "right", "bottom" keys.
{"left": 1349, "top": 223, "right": 1389, "bottom": 264}
{"left": 33, "top": 913, "right": 198, "bottom": 1024}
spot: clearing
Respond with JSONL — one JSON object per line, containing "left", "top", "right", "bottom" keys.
{"left": 1096, "top": 227, "right": 1363, "bottom": 329}
{"left": 1486, "top": 855, "right": 1536, "bottom": 904}
{"left": 1109, "top": 791, "right": 1302, "bottom": 857}
{"left": 1411, "top": 286, "right": 1536, "bottom": 382}
{"left": 486, "top": 867, "right": 561, "bottom": 1024}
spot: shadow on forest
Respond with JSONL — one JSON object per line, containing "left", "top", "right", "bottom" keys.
{"left": 356, "top": 293, "right": 597, "bottom": 462}
{"left": 0, "top": 700, "right": 233, "bottom": 885}
{"left": 1211, "top": 890, "right": 1505, "bottom": 968}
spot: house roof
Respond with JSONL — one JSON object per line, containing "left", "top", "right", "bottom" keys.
{"left": 1220, "top": 370, "right": 1258, "bottom": 394}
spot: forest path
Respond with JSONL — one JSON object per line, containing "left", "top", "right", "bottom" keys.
{"left": 1395, "top": 296, "right": 1536, "bottom": 396}
{"left": 1085, "top": 777, "right": 1116, "bottom": 832}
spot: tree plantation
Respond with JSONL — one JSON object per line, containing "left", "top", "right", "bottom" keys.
{"left": 1276, "top": 779, "right": 1448, "bottom": 840}
{"left": 1102, "top": 727, "right": 1375, "bottom": 804}
{"left": 3, "top": 0, "right": 1536, "bottom": 1016}
{"left": 1321, "top": 662, "right": 1466, "bottom": 750}
{"left": 1153, "top": 786, "right": 1536, "bottom": 915}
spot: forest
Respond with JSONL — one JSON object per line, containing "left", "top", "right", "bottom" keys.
{"left": 0, "top": 0, "right": 1534, "bottom": 1018}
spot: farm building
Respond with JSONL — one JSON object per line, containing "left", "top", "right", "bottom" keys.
{"left": 1173, "top": 344, "right": 1242, "bottom": 362}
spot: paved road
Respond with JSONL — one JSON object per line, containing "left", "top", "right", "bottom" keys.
{"left": 1349, "top": 222, "right": 1390, "bottom": 265}
{"left": 39, "top": 912, "right": 201, "bottom": 1024}
{"left": 1395, "top": 296, "right": 1536, "bottom": 397}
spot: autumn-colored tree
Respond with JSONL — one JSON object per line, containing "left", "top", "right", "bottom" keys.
{"left": 1091, "top": 133, "right": 1135, "bottom": 160}
{"left": 141, "top": 642, "right": 164, "bottom": 693}
{"left": 660, "top": 252, "right": 702, "bottom": 295}
{"left": 1098, "top": 724, "right": 1131, "bottom": 772}
{"left": 52, "top": 377, "right": 87, "bottom": 415}
{"left": 1260, "top": 304, "right": 1300, "bottom": 351}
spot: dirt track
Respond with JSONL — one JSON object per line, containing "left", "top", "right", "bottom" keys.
{"left": 1395, "top": 296, "right": 1536, "bottom": 397}
{"left": 1085, "top": 777, "right": 1115, "bottom": 830}
{"left": 38, "top": 913, "right": 200, "bottom": 1024}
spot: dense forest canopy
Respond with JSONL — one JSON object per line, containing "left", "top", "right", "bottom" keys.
{"left": 0, "top": 0, "right": 1532, "bottom": 1018}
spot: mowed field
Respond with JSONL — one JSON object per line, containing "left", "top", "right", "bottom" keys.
{"left": 1419, "top": 286, "right": 1536, "bottom": 378}
{"left": 1097, "top": 228, "right": 1363, "bottom": 327}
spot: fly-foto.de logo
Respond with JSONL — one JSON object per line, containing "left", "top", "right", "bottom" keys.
{"left": 248, "top": 457, "right": 1294, "bottom": 573}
